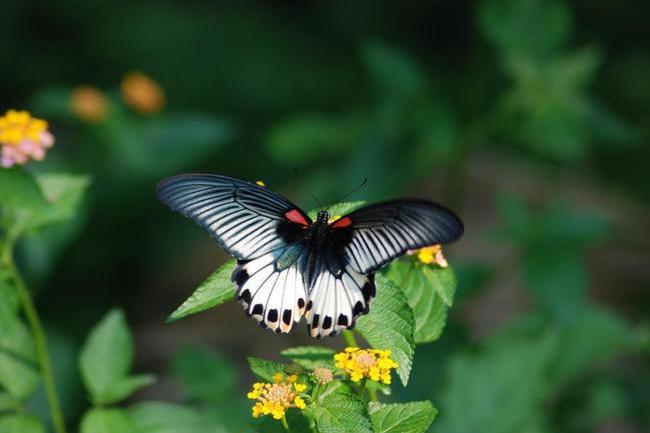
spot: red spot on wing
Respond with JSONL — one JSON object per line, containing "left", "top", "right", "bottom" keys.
{"left": 284, "top": 209, "right": 309, "bottom": 226}
{"left": 331, "top": 216, "right": 352, "bottom": 229}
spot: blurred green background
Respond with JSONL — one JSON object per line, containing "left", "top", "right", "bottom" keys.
{"left": 1, "top": 0, "right": 648, "bottom": 432}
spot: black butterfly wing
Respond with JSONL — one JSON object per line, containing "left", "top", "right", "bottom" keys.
{"left": 156, "top": 173, "right": 312, "bottom": 261}
{"left": 329, "top": 199, "right": 464, "bottom": 274}
{"left": 157, "top": 174, "right": 314, "bottom": 333}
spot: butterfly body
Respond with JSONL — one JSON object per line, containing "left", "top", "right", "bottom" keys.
{"left": 157, "top": 174, "right": 463, "bottom": 338}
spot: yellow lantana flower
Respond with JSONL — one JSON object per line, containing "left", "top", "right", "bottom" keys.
{"left": 334, "top": 347, "right": 398, "bottom": 385}
{"left": 0, "top": 110, "right": 55, "bottom": 167}
{"left": 414, "top": 244, "right": 448, "bottom": 268}
{"left": 247, "top": 373, "right": 308, "bottom": 420}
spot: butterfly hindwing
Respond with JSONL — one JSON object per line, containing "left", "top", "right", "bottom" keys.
{"left": 305, "top": 265, "right": 375, "bottom": 338}
{"left": 330, "top": 199, "right": 464, "bottom": 274}
{"left": 233, "top": 251, "right": 307, "bottom": 333}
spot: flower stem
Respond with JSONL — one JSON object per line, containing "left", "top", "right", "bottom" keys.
{"left": 3, "top": 234, "right": 67, "bottom": 433}
{"left": 367, "top": 385, "right": 379, "bottom": 402}
{"left": 342, "top": 330, "right": 358, "bottom": 347}
{"left": 281, "top": 413, "right": 290, "bottom": 431}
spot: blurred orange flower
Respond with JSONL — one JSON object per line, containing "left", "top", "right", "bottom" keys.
{"left": 121, "top": 71, "right": 166, "bottom": 115}
{"left": 71, "top": 86, "right": 109, "bottom": 123}
{"left": 0, "top": 110, "right": 54, "bottom": 167}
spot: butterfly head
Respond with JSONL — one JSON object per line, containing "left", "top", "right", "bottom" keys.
{"left": 316, "top": 210, "right": 329, "bottom": 224}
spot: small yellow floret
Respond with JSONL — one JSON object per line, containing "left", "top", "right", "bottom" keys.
{"left": 246, "top": 374, "right": 308, "bottom": 423}
{"left": 256, "top": 180, "right": 265, "bottom": 186}
{"left": 334, "top": 347, "right": 398, "bottom": 385}
{"left": 0, "top": 110, "right": 55, "bottom": 167}
{"left": 416, "top": 245, "right": 448, "bottom": 267}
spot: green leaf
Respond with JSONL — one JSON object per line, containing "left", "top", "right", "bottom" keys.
{"left": 80, "top": 408, "right": 136, "bottom": 433}
{"left": 32, "top": 173, "right": 91, "bottom": 229}
{"left": 309, "top": 389, "right": 373, "bottom": 433}
{"left": 0, "top": 168, "right": 48, "bottom": 231}
{"left": 0, "top": 391, "right": 17, "bottom": 411}
{"left": 129, "top": 402, "right": 207, "bottom": 433}
{"left": 167, "top": 260, "right": 236, "bottom": 323}
{"left": 521, "top": 251, "right": 586, "bottom": 319}
{"left": 108, "top": 114, "right": 232, "bottom": 178}
{"left": 479, "top": 0, "right": 571, "bottom": 59}
{"left": 363, "top": 40, "right": 427, "bottom": 103}
{"left": 0, "top": 169, "right": 90, "bottom": 234}
{"left": 368, "top": 401, "right": 437, "bottom": 433}
{"left": 356, "top": 274, "right": 415, "bottom": 385}
{"left": 247, "top": 357, "right": 287, "bottom": 382}
{"left": 172, "top": 346, "right": 237, "bottom": 403}
{"left": 386, "top": 261, "right": 455, "bottom": 343}
{"left": 0, "top": 414, "right": 46, "bottom": 433}
{"left": 0, "top": 268, "right": 19, "bottom": 332}
{"left": 437, "top": 331, "right": 555, "bottom": 433}
{"left": 307, "top": 201, "right": 366, "bottom": 221}
{"left": 280, "top": 346, "right": 335, "bottom": 369}
{"left": 266, "top": 114, "right": 359, "bottom": 165}
{"left": 422, "top": 265, "right": 456, "bottom": 307}
{"left": 252, "top": 410, "right": 313, "bottom": 433}
{"left": 102, "top": 374, "right": 157, "bottom": 405}
{"left": 0, "top": 319, "right": 40, "bottom": 400}
{"left": 80, "top": 309, "right": 152, "bottom": 405}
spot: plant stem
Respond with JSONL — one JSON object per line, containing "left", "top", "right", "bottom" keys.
{"left": 342, "top": 330, "right": 358, "bottom": 347}
{"left": 367, "top": 385, "right": 379, "bottom": 402}
{"left": 3, "top": 234, "right": 67, "bottom": 433}
{"left": 281, "top": 413, "right": 290, "bottom": 431}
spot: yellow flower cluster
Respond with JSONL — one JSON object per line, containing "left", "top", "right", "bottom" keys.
{"left": 0, "top": 110, "right": 54, "bottom": 167}
{"left": 334, "top": 347, "right": 398, "bottom": 385}
{"left": 416, "top": 244, "right": 448, "bottom": 267}
{"left": 247, "top": 373, "right": 307, "bottom": 420}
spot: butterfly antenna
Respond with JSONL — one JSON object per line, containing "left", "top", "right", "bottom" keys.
{"left": 328, "top": 178, "right": 368, "bottom": 210}
{"left": 294, "top": 168, "right": 323, "bottom": 209}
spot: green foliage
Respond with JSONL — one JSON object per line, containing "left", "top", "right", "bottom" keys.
{"left": 437, "top": 306, "right": 631, "bottom": 433}
{"left": 167, "top": 260, "right": 237, "bottom": 322}
{"left": 129, "top": 402, "right": 209, "bottom": 433}
{"left": 172, "top": 347, "right": 237, "bottom": 404}
{"left": 79, "top": 309, "right": 155, "bottom": 405}
{"left": 309, "top": 389, "right": 373, "bottom": 433}
{"left": 0, "top": 168, "right": 90, "bottom": 234}
{"left": 479, "top": 0, "right": 571, "bottom": 59}
{"left": 0, "top": 414, "right": 46, "bottom": 433}
{"left": 247, "top": 357, "right": 288, "bottom": 383}
{"left": 307, "top": 201, "right": 366, "bottom": 221}
{"left": 0, "top": 269, "right": 19, "bottom": 332}
{"left": 253, "top": 411, "right": 313, "bottom": 433}
{"left": 368, "top": 401, "right": 437, "bottom": 433}
{"left": 266, "top": 115, "right": 361, "bottom": 166}
{"left": 281, "top": 346, "right": 336, "bottom": 369}
{"left": 356, "top": 274, "right": 416, "bottom": 386}
{"left": 80, "top": 408, "right": 136, "bottom": 433}
{"left": 496, "top": 194, "right": 610, "bottom": 318}
{"left": 0, "top": 319, "right": 40, "bottom": 402}
{"left": 385, "top": 261, "right": 456, "bottom": 343}
{"left": 106, "top": 114, "right": 231, "bottom": 178}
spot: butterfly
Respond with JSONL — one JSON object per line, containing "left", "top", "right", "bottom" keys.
{"left": 157, "top": 174, "right": 463, "bottom": 338}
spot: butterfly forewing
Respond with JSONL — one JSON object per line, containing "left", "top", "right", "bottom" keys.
{"left": 329, "top": 200, "right": 464, "bottom": 274}
{"left": 156, "top": 174, "right": 311, "bottom": 260}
